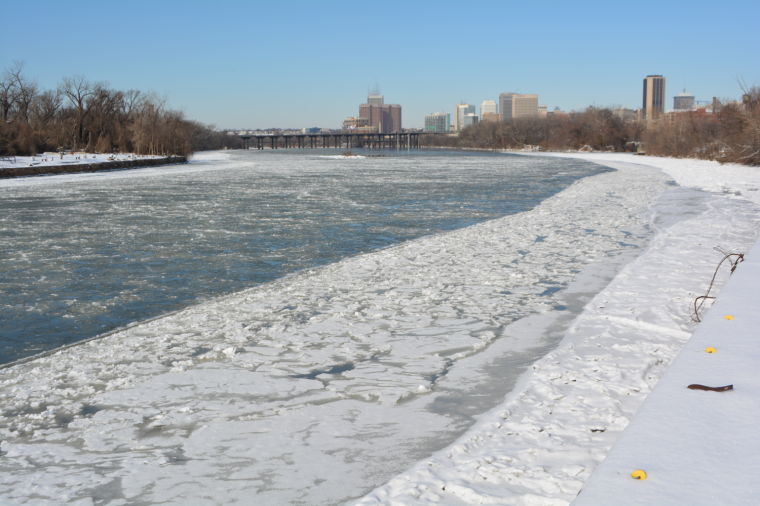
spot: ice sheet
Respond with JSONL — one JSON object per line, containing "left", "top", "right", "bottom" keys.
{"left": 357, "top": 155, "right": 760, "bottom": 505}
{"left": 0, "top": 153, "right": 675, "bottom": 504}
{"left": 0, "top": 150, "right": 605, "bottom": 363}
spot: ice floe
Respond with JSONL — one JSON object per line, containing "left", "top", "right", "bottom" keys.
{"left": 2, "top": 152, "right": 759, "bottom": 504}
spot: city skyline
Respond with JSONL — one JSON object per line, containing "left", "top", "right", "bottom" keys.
{"left": 3, "top": 0, "right": 759, "bottom": 129}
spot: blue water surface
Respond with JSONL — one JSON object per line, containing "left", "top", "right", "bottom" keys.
{"left": 0, "top": 150, "right": 607, "bottom": 363}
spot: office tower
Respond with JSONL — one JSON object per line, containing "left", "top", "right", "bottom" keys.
{"left": 359, "top": 93, "right": 402, "bottom": 133}
{"left": 643, "top": 75, "right": 666, "bottom": 120}
{"left": 499, "top": 93, "right": 539, "bottom": 120}
{"left": 673, "top": 91, "right": 695, "bottom": 111}
{"left": 461, "top": 113, "right": 479, "bottom": 128}
{"left": 424, "top": 112, "right": 450, "bottom": 133}
{"left": 342, "top": 116, "right": 371, "bottom": 131}
{"left": 480, "top": 112, "right": 501, "bottom": 123}
{"left": 454, "top": 103, "right": 476, "bottom": 132}
{"left": 480, "top": 100, "right": 499, "bottom": 123}
{"left": 387, "top": 104, "right": 402, "bottom": 132}
{"left": 480, "top": 100, "right": 498, "bottom": 117}
{"left": 612, "top": 108, "right": 638, "bottom": 121}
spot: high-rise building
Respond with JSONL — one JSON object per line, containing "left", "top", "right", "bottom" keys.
{"left": 499, "top": 93, "right": 539, "bottom": 120}
{"left": 453, "top": 103, "right": 476, "bottom": 132}
{"left": 480, "top": 100, "right": 498, "bottom": 117}
{"left": 424, "top": 112, "right": 450, "bottom": 133}
{"left": 612, "top": 107, "right": 638, "bottom": 122}
{"left": 358, "top": 93, "right": 402, "bottom": 133}
{"left": 643, "top": 75, "right": 666, "bottom": 120}
{"left": 673, "top": 91, "right": 695, "bottom": 111}
{"left": 461, "top": 113, "right": 479, "bottom": 129}
{"left": 342, "top": 116, "right": 373, "bottom": 132}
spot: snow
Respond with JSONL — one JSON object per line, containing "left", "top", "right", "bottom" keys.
{"left": 574, "top": 240, "right": 760, "bottom": 505}
{"left": 2, "top": 151, "right": 760, "bottom": 504}
{"left": 533, "top": 152, "right": 760, "bottom": 206}
{"left": 318, "top": 154, "right": 368, "bottom": 159}
{"left": 0, "top": 152, "right": 161, "bottom": 170}
{"left": 1, "top": 153, "right": 665, "bottom": 504}
{"left": 357, "top": 153, "right": 760, "bottom": 505}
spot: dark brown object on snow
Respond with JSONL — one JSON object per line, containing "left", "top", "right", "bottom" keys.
{"left": 687, "top": 384, "right": 734, "bottom": 392}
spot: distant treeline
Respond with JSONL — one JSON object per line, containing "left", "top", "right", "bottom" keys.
{"left": 0, "top": 62, "right": 242, "bottom": 157}
{"left": 424, "top": 87, "right": 760, "bottom": 166}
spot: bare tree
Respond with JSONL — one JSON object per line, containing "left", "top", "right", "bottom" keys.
{"left": 84, "top": 84, "right": 125, "bottom": 151}
{"left": 122, "top": 89, "right": 142, "bottom": 116}
{"left": 59, "top": 75, "right": 95, "bottom": 148}
{"left": 0, "top": 61, "right": 24, "bottom": 121}
{"left": 31, "top": 89, "right": 62, "bottom": 125}
{"left": 739, "top": 86, "right": 760, "bottom": 164}
{"left": 7, "top": 62, "right": 37, "bottom": 123}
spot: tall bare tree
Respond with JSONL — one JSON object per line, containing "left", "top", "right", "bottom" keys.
{"left": 59, "top": 75, "right": 95, "bottom": 149}
{"left": 0, "top": 61, "right": 24, "bottom": 121}
{"left": 7, "top": 62, "right": 37, "bottom": 123}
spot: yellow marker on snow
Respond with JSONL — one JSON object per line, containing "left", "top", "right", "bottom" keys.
{"left": 724, "top": 315, "right": 734, "bottom": 320}
{"left": 631, "top": 469, "right": 648, "bottom": 480}
{"left": 705, "top": 347, "right": 717, "bottom": 354}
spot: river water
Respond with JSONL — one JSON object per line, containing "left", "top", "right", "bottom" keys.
{"left": 0, "top": 150, "right": 670, "bottom": 505}
{"left": 0, "top": 150, "right": 606, "bottom": 364}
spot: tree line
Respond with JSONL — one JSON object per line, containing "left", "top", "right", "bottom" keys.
{"left": 4, "top": 61, "right": 758, "bottom": 165}
{"left": 424, "top": 87, "right": 760, "bottom": 166}
{"left": 643, "top": 91, "right": 760, "bottom": 165}
{"left": 0, "top": 62, "right": 241, "bottom": 157}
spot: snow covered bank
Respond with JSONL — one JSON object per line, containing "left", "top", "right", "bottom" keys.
{"left": 2, "top": 152, "right": 759, "bottom": 505}
{"left": 0, "top": 153, "right": 186, "bottom": 178}
{"left": 0, "top": 152, "right": 161, "bottom": 169}
{"left": 317, "top": 154, "right": 368, "bottom": 159}
{"left": 0, "top": 155, "right": 669, "bottom": 504}
{"left": 574, "top": 238, "right": 760, "bottom": 505}
{"left": 535, "top": 153, "right": 760, "bottom": 206}
{"left": 357, "top": 154, "right": 760, "bottom": 505}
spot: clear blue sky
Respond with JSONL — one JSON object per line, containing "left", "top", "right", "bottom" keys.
{"left": 3, "top": 0, "right": 759, "bottom": 129}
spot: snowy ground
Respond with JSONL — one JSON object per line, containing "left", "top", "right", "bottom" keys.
{"left": 1, "top": 152, "right": 759, "bottom": 505}
{"left": 0, "top": 153, "right": 663, "bottom": 505}
{"left": 574, "top": 239, "right": 760, "bottom": 505}
{"left": 0, "top": 152, "right": 159, "bottom": 170}
{"left": 357, "top": 153, "right": 760, "bottom": 505}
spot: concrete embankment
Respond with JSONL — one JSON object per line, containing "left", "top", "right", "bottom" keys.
{"left": 0, "top": 156, "right": 187, "bottom": 179}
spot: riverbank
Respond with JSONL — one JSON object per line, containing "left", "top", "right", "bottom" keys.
{"left": 357, "top": 153, "right": 760, "bottom": 505}
{"left": 575, "top": 240, "right": 760, "bottom": 505}
{"left": 1, "top": 152, "right": 758, "bottom": 504}
{"left": 0, "top": 151, "right": 674, "bottom": 504}
{"left": 0, "top": 154, "right": 187, "bottom": 178}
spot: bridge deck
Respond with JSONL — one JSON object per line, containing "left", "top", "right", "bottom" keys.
{"left": 237, "top": 132, "right": 425, "bottom": 149}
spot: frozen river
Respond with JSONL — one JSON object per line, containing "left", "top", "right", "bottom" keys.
{"left": 0, "top": 150, "right": 670, "bottom": 504}
{"left": 0, "top": 150, "right": 606, "bottom": 364}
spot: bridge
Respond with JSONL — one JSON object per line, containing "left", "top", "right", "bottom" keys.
{"left": 238, "top": 132, "right": 424, "bottom": 150}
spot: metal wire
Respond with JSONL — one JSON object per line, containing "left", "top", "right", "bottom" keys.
{"left": 692, "top": 248, "right": 745, "bottom": 322}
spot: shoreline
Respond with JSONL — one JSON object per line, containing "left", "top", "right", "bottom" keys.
{"left": 2, "top": 152, "right": 759, "bottom": 504}
{"left": 575, "top": 239, "right": 760, "bottom": 505}
{"left": 0, "top": 155, "right": 187, "bottom": 179}
{"left": 357, "top": 153, "right": 760, "bottom": 504}
{"left": 0, "top": 152, "right": 671, "bottom": 504}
